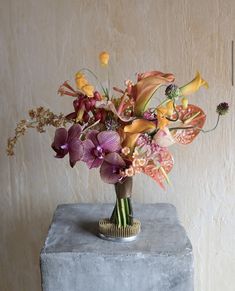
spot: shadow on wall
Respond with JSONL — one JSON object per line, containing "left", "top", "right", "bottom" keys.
{"left": 2, "top": 204, "right": 51, "bottom": 291}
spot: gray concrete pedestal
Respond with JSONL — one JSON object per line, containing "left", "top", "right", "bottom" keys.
{"left": 40, "top": 203, "right": 193, "bottom": 291}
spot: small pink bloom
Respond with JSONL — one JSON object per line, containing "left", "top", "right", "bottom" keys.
{"left": 125, "top": 166, "right": 134, "bottom": 177}
{"left": 153, "top": 128, "right": 175, "bottom": 147}
{"left": 122, "top": 147, "right": 130, "bottom": 155}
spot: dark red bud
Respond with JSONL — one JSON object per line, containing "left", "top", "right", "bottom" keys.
{"left": 85, "top": 100, "right": 91, "bottom": 111}
{"left": 90, "top": 98, "right": 96, "bottom": 107}
{"left": 83, "top": 112, "right": 89, "bottom": 123}
{"left": 94, "top": 91, "right": 102, "bottom": 101}
{"left": 73, "top": 99, "right": 81, "bottom": 112}
{"left": 101, "top": 110, "right": 107, "bottom": 123}
{"left": 94, "top": 111, "right": 102, "bottom": 121}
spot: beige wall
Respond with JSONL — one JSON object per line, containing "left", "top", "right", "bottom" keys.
{"left": 1, "top": 0, "right": 235, "bottom": 290}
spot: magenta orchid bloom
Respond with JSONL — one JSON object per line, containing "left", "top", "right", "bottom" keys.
{"left": 51, "top": 124, "right": 83, "bottom": 167}
{"left": 100, "top": 152, "right": 126, "bottom": 184}
{"left": 82, "top": 130, "right": 121, "bottom": 169}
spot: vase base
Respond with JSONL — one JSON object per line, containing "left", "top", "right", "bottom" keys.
{"left": 98, "top": 218, "right": 141, "bottom": 242}
{"left": 98, "top": 232, "right": 139, "bottom": 242}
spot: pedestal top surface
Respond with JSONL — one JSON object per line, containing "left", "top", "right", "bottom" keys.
{"left": 41, "top": 203, "right": 192, "bottom": 257}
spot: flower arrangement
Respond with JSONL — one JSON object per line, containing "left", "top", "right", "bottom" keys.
{"left": 7, "top": 52, "right": 228, "bottom": 234}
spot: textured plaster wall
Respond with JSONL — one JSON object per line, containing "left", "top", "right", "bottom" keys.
{"left": 0, "top": 0, "right": 235, "bottom": 290}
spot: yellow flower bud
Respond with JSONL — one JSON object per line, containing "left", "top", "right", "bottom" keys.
{"left": 99, "top": 51, "right": 109, "bottom": 66}
{"left": 75, "top": 72, "right": 84, "bottom": 79}
{"left": 76, "top": 77, "right": 88, "bottom": 90}
{"left": 166, "top": 101, "right": 174, "bottom": 116}
{"left": 82, "top": 84, "right": 94, "bottom": 97}
{"left": 181, "top": 97, "right": 188, "bottom": 109}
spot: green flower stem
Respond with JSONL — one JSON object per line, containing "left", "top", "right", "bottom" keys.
{"left": 128, "top": 198, "right": 133, "bottom": 225}
{"left": 110, "top": 197, "right": 133, "bottom": 228}
{"left": 201, "top": 114, "right": 220, "bottom": 133}
{"left": 120, "top": 199, "right": 127, "bottom": 227}
{"left": 124, "top": 198, "right": 130, "bottom": 225}
{"left": 107, "top": 67, "right": 111, "bottom": 100}
{"left": 116, "top": 199, "right": 122, "bottom": 228}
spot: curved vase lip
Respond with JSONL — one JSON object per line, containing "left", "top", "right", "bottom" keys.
{"left": 115, "top": 176, "right": 133, "bottom": 198}
{"left": 97, "top": 232, "right": 138, "bottom": 242}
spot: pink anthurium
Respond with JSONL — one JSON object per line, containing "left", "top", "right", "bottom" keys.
{"left": 170, "top": 104, "right": 206, "bottom": 144}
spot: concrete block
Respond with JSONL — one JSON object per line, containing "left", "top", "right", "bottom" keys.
{"left": 40, "top": 203, "right": 193, "bottom": 291}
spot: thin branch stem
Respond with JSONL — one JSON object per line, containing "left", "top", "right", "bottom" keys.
{"left": 169, "top": 114, "right": 221, "bottom": 133}
{"left": 201, "top": 114, "right": 220, "bottom": 133}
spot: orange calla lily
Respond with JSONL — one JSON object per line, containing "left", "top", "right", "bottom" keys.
{"left": 132, "top": 71, "right": 175, "bottom": 115}
{"left": 122, "top": 133, "right": 141, "bottom": 150}
{"left": 124, "top": 119, "right": 156, "bottom": 134}
{"left": 122, "top": 119, "right": 157, "bottom": 152}
{"left": 179, "top": 71, "right": 208, "bottom": 96}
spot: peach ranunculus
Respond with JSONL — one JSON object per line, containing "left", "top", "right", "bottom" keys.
{"left": 124, "top": 119, "right": 156, "bottom": 134}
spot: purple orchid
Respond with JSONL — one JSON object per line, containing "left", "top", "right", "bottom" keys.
{"left": 100, "top": 152, "right": 126, "bottom": 184}
{"left": 51, "top": 124, "right": 83, "bottom": 167}
{"left": 82, "top": 130, "right": 121, "bottom": 169}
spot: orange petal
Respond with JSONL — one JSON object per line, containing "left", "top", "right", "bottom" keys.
{"left": 156, "top": 107, "right": 169, "bottom": 129}
{"left": 122, "top": 133, "right": 141, "bottom": 151}
{"left": 124, "top": 119, "right": 156, "bottom": 134}
{"left": 133, "top": 72, "right": 175, "bottom": 115}
{"left": 158, "top": 117, "right": 169, "bottom": 129}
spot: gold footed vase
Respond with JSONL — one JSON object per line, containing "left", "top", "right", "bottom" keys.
{"left": 98, "top": 177, "right": 141, "bottom": 242}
